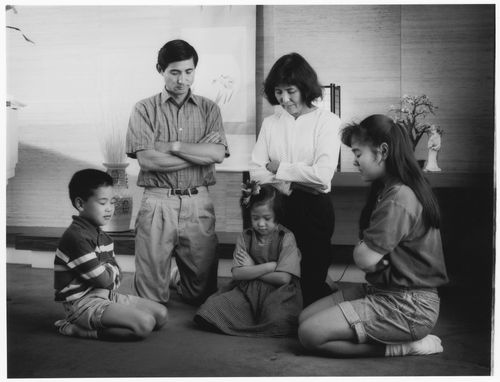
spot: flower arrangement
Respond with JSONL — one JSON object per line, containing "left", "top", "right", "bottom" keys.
{"left": 240, "top": 180, "right": 261, "bottom": 207}
{"left": 389, "top": 94, "right": 441, "bottom": 150}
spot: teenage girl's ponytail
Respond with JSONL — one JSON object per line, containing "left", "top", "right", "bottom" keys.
{"left": 387, "top": 117, "right": 441, "bottom": 229}
{"left": 341, "top": 115, "right": 440, "bottom": 232}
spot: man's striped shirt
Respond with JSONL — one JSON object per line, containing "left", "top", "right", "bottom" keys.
{"left": 126, "top": 88, "right": 229, "bottom": 189}
{"left": 54, "top": 215, "right": 120, "bottom": 302}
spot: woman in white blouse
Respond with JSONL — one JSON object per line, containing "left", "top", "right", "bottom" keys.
{"left": 250, "top": 53, "right": 342, "bottom": 306}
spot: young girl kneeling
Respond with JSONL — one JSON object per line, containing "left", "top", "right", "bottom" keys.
{"left": 194, "top": 183, "right": 303, "bottom": 337}
{"left": 298, "top": 114, "right": 448, "bottom": 357}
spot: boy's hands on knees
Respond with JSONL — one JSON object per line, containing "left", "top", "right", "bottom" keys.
{"left": 234, "top": 249, "right": 255, "bottom": 267}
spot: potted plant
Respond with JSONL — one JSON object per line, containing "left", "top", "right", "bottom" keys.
{"left": 389, "top": 94, "right": 439, "bottom": 151}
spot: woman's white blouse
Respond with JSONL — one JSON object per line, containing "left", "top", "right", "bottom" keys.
{"left": 250, "top": 107, "right": 341, "bottom": 194}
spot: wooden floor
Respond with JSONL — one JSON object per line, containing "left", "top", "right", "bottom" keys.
{"left": 5, "top": 264, "right": 493, "bottom": 378}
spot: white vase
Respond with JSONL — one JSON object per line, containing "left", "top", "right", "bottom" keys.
{"left": 102, "top": 162, "right": 133, "bottom": 232}
{"left": 424, "top": 149, "right": 442, "bottom": 172}
{"left": 423, "top": 130, "right": 442, "bottom": 172}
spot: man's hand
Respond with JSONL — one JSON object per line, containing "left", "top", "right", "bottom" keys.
{"left": 234, "top": 248, "right": 255, "bottom": 267}
{"left": 154, "top": 141, "right": 174, "bottom": 153}
{"left": 155, "top": 141, "right": 181, "bottom": 154}
{"left": 266, "top": 160, "right": 280, "bottom": 174}
{"left": 198, "top": 131, "right": 222, "bottom": 144}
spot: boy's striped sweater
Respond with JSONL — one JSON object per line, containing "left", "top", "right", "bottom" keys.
{"left": 54, "top": 215, "right": 120, "bottom": 302}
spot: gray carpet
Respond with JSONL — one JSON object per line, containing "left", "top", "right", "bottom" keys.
{"left": 6, "top": 264, "right": 492, "bottom": 378}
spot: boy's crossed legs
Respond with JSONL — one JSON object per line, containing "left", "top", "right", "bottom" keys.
{"left": 56, "top": 289, "right": 168, "bottom": 341}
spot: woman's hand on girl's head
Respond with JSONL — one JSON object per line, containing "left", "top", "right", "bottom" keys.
{"left": 234, "top": 248, "right": 255, "bottom": 267}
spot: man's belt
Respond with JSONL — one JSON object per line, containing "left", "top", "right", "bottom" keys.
{"left": 170, "top": 187, "right": 199, "bottom": 196}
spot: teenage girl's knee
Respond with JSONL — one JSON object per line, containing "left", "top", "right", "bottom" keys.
{"left": 298, "top": 309, "right": 309, "bottom": 325}
{"left": 297, "top": 320, "right": 321, "bottom": 351}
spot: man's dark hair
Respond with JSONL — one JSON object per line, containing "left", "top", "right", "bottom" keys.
{"left": 68, "top": 169, "right": 113, "bottom": 208}
{"left": 156, "top": 39, "right": 199, "bottom": 72}
{"left": 263, "top": 52, "right": 323, "bottom": 108}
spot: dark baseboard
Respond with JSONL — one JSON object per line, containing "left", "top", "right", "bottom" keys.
{"left": 7, "top": 226, "right": 355, "bottom": 262}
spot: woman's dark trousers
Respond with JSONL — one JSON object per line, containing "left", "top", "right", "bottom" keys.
{"left": 282, "top": 190, "right": 335, "bottom": 307}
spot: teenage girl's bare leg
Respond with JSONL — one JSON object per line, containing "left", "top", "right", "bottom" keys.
{"left": 299, "top": 304, "right": 444, "bottom": 358}
{"left": 299, "top": 294, "right": 336, "bottom": 325}
{"left": 298, "top": 304, "right": 385, "bottom": 357}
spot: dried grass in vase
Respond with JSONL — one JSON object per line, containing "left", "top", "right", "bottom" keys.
{"left": 100, "top": 113, "right": 127, "bottom": 165}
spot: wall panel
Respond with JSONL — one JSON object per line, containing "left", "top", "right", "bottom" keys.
{"left": 401, "top": 5, "right": 495, "bottom": 172}
{"left": 256, "top": 5, "right": 402, "bottom": 171}
{"left": 6, "top": 6, "right": 255, "bottom": 231}
{"left": 6, "top": 5, "right": 495, "bottom": 243}
{"left": 255, "top": 4, "right": 494, "bottom": 247}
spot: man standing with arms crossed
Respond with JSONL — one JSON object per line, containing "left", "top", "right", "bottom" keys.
{"left": 126, "top": 39, "right": 229, "bottom": 306}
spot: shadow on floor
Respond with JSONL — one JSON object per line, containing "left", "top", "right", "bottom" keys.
{"left": 6, "top": 264, "right": 492, "bottom": 378}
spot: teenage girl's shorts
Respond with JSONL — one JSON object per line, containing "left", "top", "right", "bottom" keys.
{"left": 333, "top": 284, "right": 440, "bottom": 344}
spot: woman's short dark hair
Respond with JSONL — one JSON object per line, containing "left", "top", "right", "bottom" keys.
{"left": 156, "top": 39, "right": 198, "bottom": 72}
{"left": 263, "top": 52, "right": 323, "bottom": 108}
{"left": 69, "top": 169, "right": 113, "bottom": 208}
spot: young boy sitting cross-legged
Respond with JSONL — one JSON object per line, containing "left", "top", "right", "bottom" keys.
{"left": 53, "top": 168, "right": 168, "bottom": 341}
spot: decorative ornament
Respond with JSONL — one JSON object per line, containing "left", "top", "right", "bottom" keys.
{"left": 241, "top": 180, "right": 261, "bottom": 207}
{"left": 424, "top": 124, "right": 443, "bottom": 172}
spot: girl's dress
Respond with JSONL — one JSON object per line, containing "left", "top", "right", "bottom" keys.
{"left": 194, "top": 224, "right": 303, "bottom": 337}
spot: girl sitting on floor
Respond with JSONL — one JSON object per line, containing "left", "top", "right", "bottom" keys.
{"left": 194, "top": 182, "right": 303, "bottom": 337}
{"left": 298, "top": 114, "right": 448, "bottom": 357}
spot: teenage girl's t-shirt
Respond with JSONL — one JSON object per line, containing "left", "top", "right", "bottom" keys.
{"left": 362, "top": 182, "right": 449, "bottom": 288}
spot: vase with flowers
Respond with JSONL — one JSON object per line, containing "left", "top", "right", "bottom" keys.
{"left": 100, "top": 116, "right": 133, "bottom": 232}
{"left": 389, "top": 94, "right": 443, "bottom": 169}
{"left": 389, "top": 94, "right": 441, "bottom": 145}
